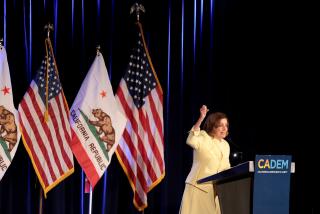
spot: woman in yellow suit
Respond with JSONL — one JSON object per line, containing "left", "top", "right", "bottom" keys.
{"left": 179, "top": 105, "right": 231, "bottom": 214}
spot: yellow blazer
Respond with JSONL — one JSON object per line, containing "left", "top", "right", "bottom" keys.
{"left": 185, "top": 129, "right": 230, "bottom": 192}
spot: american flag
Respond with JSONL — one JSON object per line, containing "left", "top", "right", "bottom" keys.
{"left": 18, "top": 39, "right": 74, "bottom": 196}
{"left": 115, "top": 22, "right": 164, "bottom": 211}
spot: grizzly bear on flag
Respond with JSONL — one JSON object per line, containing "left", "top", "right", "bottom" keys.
{"left": 0, "top": 105, "right": 18, "bottom": 152}
{"left": 89, "top": 108, "right": 115, "bottom": 152}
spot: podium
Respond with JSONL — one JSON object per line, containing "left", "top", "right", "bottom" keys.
{"left": 197, "top": 155, "right": 295, "bottom": 214}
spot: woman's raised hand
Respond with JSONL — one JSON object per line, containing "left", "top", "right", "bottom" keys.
{"left": 199, "top": 105, "right": 209, "bottom": 120}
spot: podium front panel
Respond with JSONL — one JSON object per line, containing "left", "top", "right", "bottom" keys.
{"left": 253, "top": 155, "right": 292, "bottom": 214}
{"left": 216, "top": 176, "right": 252, "bottom": 214}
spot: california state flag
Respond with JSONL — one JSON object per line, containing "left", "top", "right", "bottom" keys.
{"left": 69, "top": 53, "right": 127, "bottom": 189}
{"left": 0, "top": 47, "right": 21, "bottom": 181}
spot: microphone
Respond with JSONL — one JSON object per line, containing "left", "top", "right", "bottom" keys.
{"left": 226, "top": 136, "right": 244, "bottom": 166}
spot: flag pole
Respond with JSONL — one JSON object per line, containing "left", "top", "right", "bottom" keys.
{"left": 38, "top": 188, "right": 43, "bottom": 214}
{"left": 130, "top": 3, "right": 150, "bottom": 212}
{"left": 88, "top": 185, "right": 93, "bottom": 214}
{"left": 43, "top": 23, "right": 54, "bottom": 122}
{"left": 38, "top": 23, "right": 53, "bottom": 214}
{"left": 87, "top": 45, "right": 101, "bottom": 214}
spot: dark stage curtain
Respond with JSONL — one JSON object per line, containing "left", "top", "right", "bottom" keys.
{"left": 0, "top": 0, "right": 316, "bottom": 213}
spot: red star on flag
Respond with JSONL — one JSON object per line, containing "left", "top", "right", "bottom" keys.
{"left": 1, "top": 86, "right": 10, "bottom": 95}
{"left": 100, "top": 90, "right": 107, "bottom": 98}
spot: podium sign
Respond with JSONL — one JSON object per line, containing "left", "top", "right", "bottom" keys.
{"left": 253, "top": 155, "right": 292, "bottom": 214}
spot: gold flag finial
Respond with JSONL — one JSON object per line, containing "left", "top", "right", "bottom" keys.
{"left": 0, "top": 38, "right": 3, "bottom": 50}
{"left": 44, "top": 23, "right": 54, "bottom": 38}
{"left": 130, "top": 3, "right": 145, "bottom": 22}
{"left": 96, "top": 45, "right": 101, "bottom": 56}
